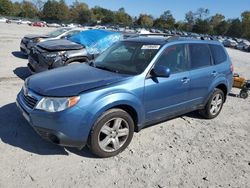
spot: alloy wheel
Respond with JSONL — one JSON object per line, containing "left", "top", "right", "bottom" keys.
{"left": 98, "top": 118, "right": 129, "bottom": 152}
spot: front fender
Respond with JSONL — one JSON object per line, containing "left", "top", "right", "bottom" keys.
{"left": 91, "top": 91, "right": 145, "bottom": 126}
{"left": 77, "top": 90, "right": 145, "bottom": 139}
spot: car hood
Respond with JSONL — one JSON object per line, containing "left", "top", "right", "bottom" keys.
{"left": 27, "top": 64, "right": 129, "bottom": 97}
{"left": 24, "top": 34, "right": 49, "bottom": 40}
{"left": 37, "top": 39, "right": 84, "bottom": 52}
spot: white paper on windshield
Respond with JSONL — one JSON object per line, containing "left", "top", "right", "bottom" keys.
{"left": 141, "top": 45, "right": 160, "bottom": 50}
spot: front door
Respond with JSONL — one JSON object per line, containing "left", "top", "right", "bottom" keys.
{"left": 144, "top": 44, "right": 190, "bottom": 122}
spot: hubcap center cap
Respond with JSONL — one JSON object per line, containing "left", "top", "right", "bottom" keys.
{"left": 111, "top": 131, "right": 117, "bottom": 137}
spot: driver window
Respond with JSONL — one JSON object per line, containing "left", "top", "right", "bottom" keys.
{"left": 156, "top": 44, "right": 188, "bottom": 73}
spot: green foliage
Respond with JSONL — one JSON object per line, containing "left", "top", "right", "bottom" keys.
{"left": 114, "top": 8, "right": 132, "bottom": 26}
{"left": 193, "top": 19, "right": 211, "bottom": 34}
{"left": 154, "top": 10, "right": 175, "bottom": 29}
{"left": 137, "top": 14, "right": 154, "bottom": 28}
{"left": 42, "top": 0, "right": 69, "bottom": 22}
{"left": 18, "top": 1, "right": 38, "bottom": 18}
{"left": 0, "top": 0, "right": 13, "bottom": 16}
{"left": 226, "top": 19, "right": 242, "bottom": 37}
{"left": 70, "top": 1, "right": 91, "bottom": 24}
{"left": 1, "top": 1, "right": 250, "bottom": 39}
{"left": 241, "top": 11, "right": 250, "bottom": 38}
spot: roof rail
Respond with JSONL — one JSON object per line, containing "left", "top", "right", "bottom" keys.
{"left": 128, "top": 33, "right": 173, "bottom": 38}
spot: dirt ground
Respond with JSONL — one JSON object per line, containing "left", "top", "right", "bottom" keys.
{"left": 0, "top": 23, "right": 249, "bottom": 188}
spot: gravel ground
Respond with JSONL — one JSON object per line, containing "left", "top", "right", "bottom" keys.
{"left": 0, "top": 23, "right": 249, "bottom": 188}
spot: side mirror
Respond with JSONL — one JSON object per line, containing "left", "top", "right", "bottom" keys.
{"left": 61, "top": 35, "right": 68, "bottom": 39}
{"left": 151, "top": 65, "right": 171, "bottom": 78}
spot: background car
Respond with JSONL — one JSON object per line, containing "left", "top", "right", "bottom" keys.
{"left": 223, "top": 39, "right": 238, "bottom": 47}
{"left": 20, "top": 27, "right": 85, "bottom": 55}
{"left": 17, "top": 20, "right": 32, "bottom": 25}
{"left": 236, "top": 40, "right": 250, "bottom": 51}
{"left": 0, "top": 17, "right": 7, "bottom": 23}
{"left": 47, "top": 23, "right": 61, "bottom": 28}
{"left": 28, "top": 29, "right": 123, "bottom": 73}
{"left": 32, "top": 22, "right": 46, "bottom": 27}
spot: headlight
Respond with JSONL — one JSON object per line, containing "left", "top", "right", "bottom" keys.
{"left": 44, "top": 53, "right": 58, "bottom": 58}
{"left": 35, "top": 96, "right": 80, "bottom": 112}
{"left": 58, "top": 51, "right": 66, "bottom": 56}
{"left": 33, "top": 38, "right": 44, "bottom": 43}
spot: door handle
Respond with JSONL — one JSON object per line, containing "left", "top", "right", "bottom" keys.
{"left": 181, "top": 77, "right": 190, "bottom": 84}
{"left": 211, "top": 71, "right": 218, "bottom": 77}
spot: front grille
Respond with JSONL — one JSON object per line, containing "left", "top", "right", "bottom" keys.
{"left": 29, "top": 48, "right": 39, "bottom": 62}
{"left": 21, "top": 91, "right": 38, "bottom": 109}
{"left": 35, "top": 128, "right": 50, "bottom": 141}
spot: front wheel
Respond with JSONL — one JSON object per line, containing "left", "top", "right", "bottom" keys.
{"left": 200, "top": 88, "right": 224, "bottom": 119}
{"left": 89, "top": 109, "right": 134, "bottom": 158}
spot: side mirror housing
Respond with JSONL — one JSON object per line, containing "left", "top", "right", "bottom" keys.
{"left": 61, "top": 35, "right": 68, "bottom": 39}
{"left": 151, "top": 65, "right": 171, "bottom": 78}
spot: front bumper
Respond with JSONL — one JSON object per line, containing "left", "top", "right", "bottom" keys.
{"left": 28, "top": 56, "right": 49, "bottom": 74}
{"left": 16, "top": 90, "right": 88, "bottom": 149}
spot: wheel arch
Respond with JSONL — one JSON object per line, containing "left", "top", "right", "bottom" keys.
{"left": 107, "top": 104, "right": 139, "bottom": 132}
{"left": 215, "top": 83, "right": 228, "bottom": 102}
{"left": 65, "top": 56, "right": 89, "bottom": 64}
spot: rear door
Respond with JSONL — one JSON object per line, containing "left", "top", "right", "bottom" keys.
{"left": 144, "top": 44, "right": 190, "bottom": 121}
{"left": 188, "top": 43, "right": 216, "bottom": 106}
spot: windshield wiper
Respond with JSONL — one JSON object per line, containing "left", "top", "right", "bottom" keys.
{"left": 95, "top": 65, "right": 119, "bottom": 73}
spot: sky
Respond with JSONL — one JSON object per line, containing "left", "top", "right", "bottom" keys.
{"left": 12, "top": 0, "right": 250, "bottom": 21}
{"left": 63, "top": 0, "right": 250, "bottom": 21}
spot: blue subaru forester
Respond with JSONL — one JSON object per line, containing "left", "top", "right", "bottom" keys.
{"left": 16, "top": 36, "right": 233, "bottom": 157}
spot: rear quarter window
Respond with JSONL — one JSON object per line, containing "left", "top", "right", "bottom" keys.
{"left": 209, "top": 44, "right": 227, "bottom": 65}
{"left": 189, "top": 44, "right": 211, "bottom": 69}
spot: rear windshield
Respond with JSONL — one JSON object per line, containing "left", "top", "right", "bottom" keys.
{"left": 209, "top": 44, "right": 227, "bottom": 64}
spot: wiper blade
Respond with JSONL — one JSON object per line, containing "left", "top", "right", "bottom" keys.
{"left": 95, "top": 65, "right": 119, "bottom": 73}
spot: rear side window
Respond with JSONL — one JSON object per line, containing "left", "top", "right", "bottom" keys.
{"left": 189, "top": 44, "right": 211, "bottom": 69}
{"left": 209, "top": 44, "right": 227, "bottom": 64}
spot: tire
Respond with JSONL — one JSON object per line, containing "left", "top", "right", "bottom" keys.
{"left": 200, "top": 88, "right": 225, "bottom": 119}
{"left": 240, "top": 90, "right": 248, "bottom": 99}
{"left": 89, "top": 109, "right": 134, "bottom": 158}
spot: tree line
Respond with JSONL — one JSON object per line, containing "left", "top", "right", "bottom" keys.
{"left": 1, "top": 0, "right": 250, "bottom": 39}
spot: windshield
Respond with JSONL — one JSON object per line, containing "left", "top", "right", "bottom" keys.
{"left": 94, "top": 41, "right": 161, "bottom": 75}
{"left": 47, "top": 28, "right": 70, "bottom": 37}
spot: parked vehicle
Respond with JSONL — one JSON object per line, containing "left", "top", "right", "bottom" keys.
{"left": 6, "top": 18, "right": 21, "bottom": 24}
{"left": 47, "top": 23, "right": 61, "bottom": 28}
{"left": 236, "top": 40, "right": 250, "bottom": 51}
{"left": 20, "top": 27, "right": 84, "bottom": 55}
{"left": 0, "top": 17, "right": 7, "bottom": 23}
{"left": 223, "top": 39, "right": 238, "bottom": 48}
{"left": 28, "top": 29, "right": 123, "bottom": 73}
{"left": 245, "top": 45, "right": 250, "bottom": 52}
{"left": 32, "top": 22, "right": 46, "bottom": 27}
{"left": 17, "top": 36, "right": 233, "bottom": 157}
{"left": 18, "top": 20, "right": 32, "bottom": 25}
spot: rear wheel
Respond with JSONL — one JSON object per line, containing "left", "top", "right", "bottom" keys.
{"left": 89, "top": 109, "right": 134, "bottom": 158}
{"left": 200, "top": 88, "right": 224, "bottom": 119}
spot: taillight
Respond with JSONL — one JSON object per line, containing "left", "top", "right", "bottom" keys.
{"left": 230, "top": 64, "right": 234, "bottom": 73}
